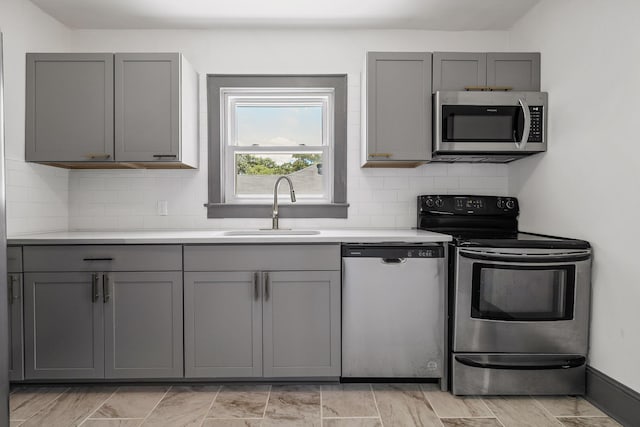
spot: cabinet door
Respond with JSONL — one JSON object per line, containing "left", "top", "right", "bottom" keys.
{"left": 366, "top": 52, "right": 432, "bottom": 162}
{"left": 115, "top": 53, "right": 180, "bottom": 162}
{"left": 8, "top": 274, "right": 24, "bottom": 381}
{"left": 23, "top": 272, "right": 104, "bottom": 379}
{"left": 25, "top": 53, "right": 114, "bottom": 162}
{"left": 432, "top": 52, "right": 487, "bottom": 92}
{"left": 104, "top": 272, "right": 183, "bottom": 379}
{"left": 263, "top": 270, "right": 341, "bottom": 377}
{"left": 486, "top": 53, "right": 541, "bottom": 91}
{"left": 184, "top": 272, "right": 262, "bottom": 378}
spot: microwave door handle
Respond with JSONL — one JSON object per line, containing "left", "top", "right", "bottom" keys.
{"left": 515, "top": 98, "right": 531, "bottom": 150}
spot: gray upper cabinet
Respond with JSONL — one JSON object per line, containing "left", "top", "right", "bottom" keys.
{"left": 24, "top": 272, "right": 105, "bottom": 380}
{"left": 8, "top": 246, "right": 24, "bottom": 382}
{"left": 26, "top": 53, "right": 114, "bottom": 163}
{"left": 184, "top": 271, "right": 262, "bottom": 378}
{"left": 432, "top": 52, "right": 540, "bottom": 92}
{"left": 432, "top": 52, "right": 487, "bottom": 92}
{"left": 263, "top": 270, "right": 341, "bottom": 378}
{"left": 104, "top": 271, "right": 183, "bottom": 379}
{"left": 486, "top": 52, "right": 541, "bottom": 91}
{"left": 361, "top": 52, "right": 432, "bottom": 167}
{"left": 114, "top": 53, "right": 198, "bottom": 166}
{"left": 26, "top": 52, "right": 199, "bottom": 169}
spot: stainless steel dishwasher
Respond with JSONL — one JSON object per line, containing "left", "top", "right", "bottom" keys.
{"left": 342, "top": 243, "right": 447, "bottom": 388}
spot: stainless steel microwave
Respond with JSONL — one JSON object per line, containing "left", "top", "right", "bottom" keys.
{"left": 433, "top": 91, "right": 548, "bottom": 163}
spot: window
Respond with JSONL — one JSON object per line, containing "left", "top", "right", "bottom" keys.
{"left": 207, "top": 75, "right": 348, "bottom": 218}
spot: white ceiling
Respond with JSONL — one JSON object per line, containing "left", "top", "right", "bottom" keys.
{"left": 30, "top": 0, "right": 541, "bottom": 30}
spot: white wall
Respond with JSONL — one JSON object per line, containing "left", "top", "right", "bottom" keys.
{"left": 0, "top": 0, "right": 71, "bottom": 235}
{"left": 509, "top": 0, "right": 640, "bottom": 392}
{"left": 68, "top": 29, "right": 510, "bottom": 230}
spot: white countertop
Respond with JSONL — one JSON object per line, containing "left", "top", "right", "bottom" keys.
{"left": 7, "top": 228, "right": 452, "bottom": 245}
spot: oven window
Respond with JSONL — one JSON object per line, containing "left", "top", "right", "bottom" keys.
{"left": 471, "top": 264, "right": 575, "bottom": 321}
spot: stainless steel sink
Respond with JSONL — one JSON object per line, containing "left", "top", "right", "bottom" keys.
{"left": 223, "top": 229, "right": 320, "bottom": 236}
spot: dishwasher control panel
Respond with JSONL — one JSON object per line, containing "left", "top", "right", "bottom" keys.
{"left": 342, "top": 245, "right": 444, "bottom": 258}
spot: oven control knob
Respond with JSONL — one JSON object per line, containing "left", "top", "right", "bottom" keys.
{"left": 425, "top": 198, "right": 434, "bottom": 208}
{"left": 506, "top": 199, "right": 515, "bottom": 209}
{"left": 435, "top": 198, "right": 444, "bottom": 208}
{"left": 497, "top": 199, "right": 505, "bottom": 209}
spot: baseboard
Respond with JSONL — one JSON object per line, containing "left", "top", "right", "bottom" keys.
{"left": 586, "top": 366, "right": 640, "bottom": 427}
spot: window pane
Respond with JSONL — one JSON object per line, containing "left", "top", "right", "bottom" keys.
{"left": 235, "top": 106, "right": 323, "bottom": 147}
{"left": 235, "top": 153, "right": 325, "bottom": 197}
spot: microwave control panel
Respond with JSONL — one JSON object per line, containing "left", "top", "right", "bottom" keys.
{"left": 528, "top": 106, "right": 543, "bottom": 142}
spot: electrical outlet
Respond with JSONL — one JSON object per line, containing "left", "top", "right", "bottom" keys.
{"left": 157, "top": 200, "right": 168, "bottom": 216}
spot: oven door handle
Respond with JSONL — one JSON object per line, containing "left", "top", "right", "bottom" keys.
{"left": 455, "top": 355, "right": 586, "bottom": 370}
{"left": 515, "top": 98, "right": 531, "bottom": 150}
{"left": 459, "top": 249, "right": 591, "bottom": 264}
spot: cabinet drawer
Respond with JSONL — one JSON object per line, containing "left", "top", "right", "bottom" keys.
{"left": 184, "top": 244, "right": 340, "bottom": 271}
{"left": 23, "top": 245, "right": 182, "bottom": 272}
{"left": 7, "top": 246, "right": 23, "bottom": 273}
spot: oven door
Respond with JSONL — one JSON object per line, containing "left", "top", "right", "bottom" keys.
{"left": 453, "top": 247, "right": 591, "bottom": 354}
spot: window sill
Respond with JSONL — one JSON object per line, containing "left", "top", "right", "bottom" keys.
{"left": 205, "top": 203, "right": 349, "bottom": 219}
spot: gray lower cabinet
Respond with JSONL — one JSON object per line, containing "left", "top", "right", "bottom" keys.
{"left": 24, "top": 272, "right": 105, "bottom": 379}
{"left": 361, "top": 52, "right": 432, "bottom": 167}
{"left": 263, "top": 270, "right": 341, "bottom": 377}
{"left": 7, "top": 246, "right": 24, "bottom": 382}
{"left": 184, "top": 269, "right": 340, "bottom": 379}
{"left": 105, "top": 272, "right": 183, "bottom": 378}
{"left": 183, "top": 244, "right": 341, "bottom": 379}
{"left": 7, "top": 273, "right": 23, "bottom": 381}
{"left": 432, "top": 52, "right": 540, "bottom": 92}
{"left": 184, "top": 272, "right": 262, "bottom": 378}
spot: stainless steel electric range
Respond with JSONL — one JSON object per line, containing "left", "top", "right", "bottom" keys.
{"left": 418, "top": 195, "right": 592, "bottom": 395}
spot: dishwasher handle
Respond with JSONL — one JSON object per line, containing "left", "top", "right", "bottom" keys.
{"left": 381, "top": 258, "right": 406, "bottom": 264}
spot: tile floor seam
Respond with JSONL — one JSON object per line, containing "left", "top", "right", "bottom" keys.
{"left": 481, "top": 399, "right": 506, "bottom": 427}
{"left": 198, "top": 384, "right": 222, "bottom": 427}
{"left": 261, "top": 384, "right": 272, "bottom": 419}
{"left": 557, "top": 415, "right": 612, "bottom": 418}
{"left": 320, "top": 384, "right": 324, "bottom": 427}
{"left": 530, "top": 396, "right": 567, "bottom": 426}
{"left": 419, "top": 384, "right": 443, "bottom": 419}
{"left": 14, "top": 386, "right": 71, "bottom": 426}
{"left": 323, "top": 416, "right": 382, "bottom": 419}
{"left": 140, "top": 385, "right": 172, "bottom": 425}
{"left": 78, "top": 386, "right": 120, "bottom": 426}
{"left": 369, "top": 384, "right": 385, "bottom": 427}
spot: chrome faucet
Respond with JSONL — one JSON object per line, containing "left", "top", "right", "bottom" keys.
{"left": 272, "top": 175, "right": 296, "bottom": 230}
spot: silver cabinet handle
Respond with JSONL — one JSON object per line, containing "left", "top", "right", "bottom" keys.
{"left": 85, "top": 153, "right": 111, "bottom": 160}
{"left": 12, "top": 275, "right": 21, "bottom": 302}
{"left": 103, "top": 273, "right": 110, "bottom": 303}
{"left": 91, "top": 273, "right": 100, "bottom": 303}
{"left": 515, "top": 98, "right": 531, "bottom": 150}
{"left": 264, "top": 272, "right": 270, "bottom": 301}
{"left": 254, "top": 272, "right": 260, "bottom": 300}
{"left": 8, "top": 275, "right": 14, "bottom": 304}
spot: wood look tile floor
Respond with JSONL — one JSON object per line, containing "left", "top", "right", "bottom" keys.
{"left": 8, "top": 384, "right": 622, "bottom": 427}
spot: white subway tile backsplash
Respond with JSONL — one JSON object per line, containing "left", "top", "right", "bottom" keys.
{"left": 6, "top": 159, "right": 69, "bottom": 235}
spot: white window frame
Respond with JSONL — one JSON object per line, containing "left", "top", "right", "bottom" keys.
{"left": 220, "top": 88, "right": 335, "bottom": 205}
